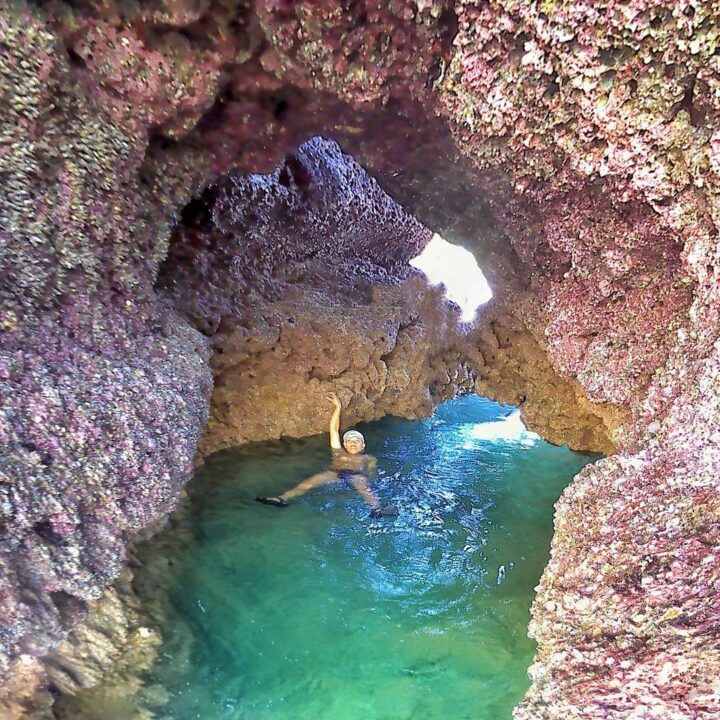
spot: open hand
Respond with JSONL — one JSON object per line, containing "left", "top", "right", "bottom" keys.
{"left": 325, "top": 391, "right": 342, "bottom": 408}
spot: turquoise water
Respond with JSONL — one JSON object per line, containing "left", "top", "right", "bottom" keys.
{"left": 137, "top": 396, "right": 596, "bottom": 720}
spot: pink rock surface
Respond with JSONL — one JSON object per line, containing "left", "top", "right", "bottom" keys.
{"left": 435, "top": 4, "right": 720, "bottom": 715}
{"left": 2, "top": 1, "right": 719, "bottom": 717}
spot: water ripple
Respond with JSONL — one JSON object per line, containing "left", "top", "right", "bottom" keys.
{"left": 136, "top": 395, "right": 598, "bottom": 720}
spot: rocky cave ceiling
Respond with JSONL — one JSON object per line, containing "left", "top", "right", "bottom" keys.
{"left": 1, "top": 1, "right": 719, "bottom": 718}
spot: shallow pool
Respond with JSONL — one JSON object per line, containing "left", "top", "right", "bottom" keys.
{"left": 136, "top": 396, "right": 596, "bottom": 720}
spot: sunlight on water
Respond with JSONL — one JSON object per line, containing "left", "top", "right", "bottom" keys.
{"left": 460, "top": 410, "right": 540, "bottom": 448}
{"left": 136, "top": 396, "right": 597, "bottom": 720}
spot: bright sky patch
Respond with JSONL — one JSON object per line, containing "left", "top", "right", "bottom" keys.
{"left": 410, "top": 233, "right": 492, "bottom": 322}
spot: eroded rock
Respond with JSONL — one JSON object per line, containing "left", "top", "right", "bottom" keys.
{"left": 1, "top": 0, "right": 719, "bottom": 717}
{"left": 0, "top": 5, "right": 212, "bottom": 704}
{"left": 159, "top": 137, "right": 615, "bottom": 456}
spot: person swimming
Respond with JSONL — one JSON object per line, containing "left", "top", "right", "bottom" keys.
{"left": 255, "top": 392, "right": 397, "bottom": 517}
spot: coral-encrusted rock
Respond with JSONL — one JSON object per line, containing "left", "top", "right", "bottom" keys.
{"left": 160, "top": 137, "right": 432, "bottom": 331}
{"left": 200, "top": 278, "right": 477, "bottom": 455}
{"left": 435, "top": 0, "right": 717, "bottom": 428}
{"left": 0, "top": 4, "right": 212, "bottom": 701}
{"left": 517, "top": 351, "right": 720, "bottom": 718}
{"left": 0, "top": 298, "right": 211, "bottom": 686}
{"left": 473, "top": 308, "right": 619, "bottom": 455}
{"left": 510, "top": 182, "right": 696, "bottom": 413}
{"left": 0, "top": 6, "right": 178, "bottom": 313}
{"left": 516, "top": 194, "right": 720, "bottom": 719}
{"left": 255, "top": 0, "right": 455, "bottom": 105}
{"left": 439, "top": 1, "right": 720, "bottom": 211}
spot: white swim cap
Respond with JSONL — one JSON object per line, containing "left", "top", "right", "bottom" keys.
{"left": 343, "top": 430, "right": 365, "bottom": 445}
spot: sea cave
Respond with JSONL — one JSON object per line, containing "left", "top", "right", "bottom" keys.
{"left": 0, "top": 2, "right": 718, "bottom": 719}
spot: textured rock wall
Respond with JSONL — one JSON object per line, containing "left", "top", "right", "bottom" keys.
{"left": 198, "top": 278, "right": 474, "bottom": 455}
{"left": 2, "top": 1, "right": 719, "bottom": 718}
{"left": 435, "top": 1, "right": 716, "bottom": 444}
{"left": 160, "top": 137, "right": 616, "bottom": 457}
{"left": 433, "top": 4, "right": 720, "bottom": 716}
{"left": 159, "top": 135, "right": 490, "bottom": 453}
{"left": 0, "top": 3, "right": 213, "bottom": 707}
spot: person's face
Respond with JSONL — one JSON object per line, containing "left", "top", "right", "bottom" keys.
{"left": 344, "top": 438, "right": 364, "bottom": 455}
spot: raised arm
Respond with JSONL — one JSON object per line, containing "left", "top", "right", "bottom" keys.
{"left": 326, "top": 392, "right": 342, "bottom": 449}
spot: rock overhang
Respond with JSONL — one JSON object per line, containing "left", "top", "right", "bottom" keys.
{"left": 1, "top": 1, "right": 718, "bottom": 718}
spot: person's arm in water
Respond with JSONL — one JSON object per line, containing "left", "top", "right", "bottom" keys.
{"left": 352, "top": 472, "right": 397, "bottom": 518}
{"left": 326, "top": 392, "right": 342, "bottom": 450}
{"left": 354, "top": 456, "right": 397, "bottom": 517}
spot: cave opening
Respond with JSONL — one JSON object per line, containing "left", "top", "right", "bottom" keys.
{"left": 157, "top": 135, "right": 616, "bottom": 460}
{"left": 117, "top": 134, "right": 620, "bottom": 718}
{"left": 410, "top": 233, "right": 493, "bottom": 323}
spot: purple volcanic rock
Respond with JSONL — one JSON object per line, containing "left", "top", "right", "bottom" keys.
{"left": 0, "top": 293, "right": 211, "bottom": 674}
{"left": 0, "top": 4, "right": 213, "bottom": 691}
{"left": 159, "top": 136, "right": 432, "bottom": 330}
